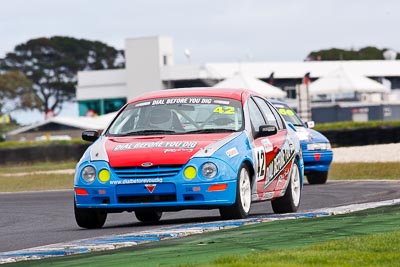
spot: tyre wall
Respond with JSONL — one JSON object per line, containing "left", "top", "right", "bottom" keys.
{"left": 320, "top": 127, "right": 400, "bottom": 147}
{"left": 0, "top": 143, "right": 89, "bottom": 165}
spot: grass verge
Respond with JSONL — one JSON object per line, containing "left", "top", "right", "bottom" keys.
{"left": 0, "top": 161, "right": 76, "bottom": 173}
{"left": 329, "top": 162, "right": 400, "bottom": 180}
{"left": 9, "top": 205, "right": 400, "bottom": 267}
{"left": 314, "top": 120, "right": 400, "bottom": 131}
{"left": 207, "top": 231, "right": 400, "bottom": 267}
{"left": 0, "top": 173, "right": 73, "bottom": 192}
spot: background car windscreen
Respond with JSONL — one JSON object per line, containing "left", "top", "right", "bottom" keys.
{"left": 273, "top": 103, "right": 304, "bottom": 127}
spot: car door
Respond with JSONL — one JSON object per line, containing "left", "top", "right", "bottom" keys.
{"left": 264, "top": 100, "right": 295, "bottom": 193}
{"left": 247, "top": 97, "right": 278, "bottom": 201}
{"left": 252, "top": 97, "right": 294, "bottom": 197}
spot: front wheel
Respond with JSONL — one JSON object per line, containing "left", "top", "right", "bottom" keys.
{"left": 135, "top": 210, "right": 162, "bottom": 223}
{"left": 271, "top": 161, "right": 301, "bottom": 214}
{"left": 74, "top": 201, "right": 107, "bottom": 229}
{"left": 220, "top": 164, "right": 252, "bottom": 220}
{"left": 307, "top": 171, "right": 328, "bottom": 184}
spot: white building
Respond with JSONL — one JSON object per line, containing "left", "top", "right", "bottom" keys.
{"left": 76, "top": 36, "right": 400, "bottom": 120}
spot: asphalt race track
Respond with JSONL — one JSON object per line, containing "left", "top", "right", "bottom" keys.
{"left": 1, "top": 180, "right": 400, "bottom": 253}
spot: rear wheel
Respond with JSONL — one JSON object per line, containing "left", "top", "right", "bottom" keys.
{"left": 135, "top": 210, "right": 162, "bottom": 223}
{"left": 74, "top": 201, "right": 107, "bottom": 229}
{"left": 220, "top": 164, "right": 252, "bottom": 219}
{"left": 271, "top": 161, "right": 301, "bottom": 213}
{"left": 307, "top": 171, "right": 328, "bottom": 184}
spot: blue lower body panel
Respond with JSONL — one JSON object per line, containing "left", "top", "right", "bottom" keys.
{"left": 75, "top": 180, "right": 237, "bottom": 211}
{"left": 302, "top": 150, "right": 333, "bottom": 173}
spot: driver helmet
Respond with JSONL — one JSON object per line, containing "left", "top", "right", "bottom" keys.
{"left": 148, "top": 108, "right": 173, "bottom": 129}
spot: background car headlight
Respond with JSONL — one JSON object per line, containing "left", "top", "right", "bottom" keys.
{"left": 296, "top": 131, "right": 311, "bottom": 141}
{"left": 307, "top": 143, "right": 331, "bottom": 151}
{"left": 201, "top": 162, "right": 217, "bottom": 179}
{"left": 82, "top": 166, "right": 96, "bottom": 183}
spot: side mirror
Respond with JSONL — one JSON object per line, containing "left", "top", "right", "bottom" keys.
{"left": 306, "top": 121, "right": 315, "bottom": 129}
{"left": 256, "top": 125, "right": 277, "bottom": 138}
{"left": 82, "top": 130, "right": 99, "bottom": 142}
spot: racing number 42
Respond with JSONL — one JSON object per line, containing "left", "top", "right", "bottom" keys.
{"left": 213, "top": 106, "right": 235, "bottom": 114}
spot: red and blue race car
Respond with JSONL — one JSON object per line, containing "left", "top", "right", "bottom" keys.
{"left": 74, "top": 88, "right": 304, "bottom": 228}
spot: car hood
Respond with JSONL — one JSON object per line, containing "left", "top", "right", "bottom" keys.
{"left": 295, "top": 127, "right": 329, "bottom": 143}
{"left": 91, "top": 133, "right": 236, "bottom": 167}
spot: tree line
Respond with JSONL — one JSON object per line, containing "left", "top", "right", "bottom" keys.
{"left": 306, "top": 46, "right": 399, "bottom": 61}
{"left": 0, "top": 36, "right": 124, "bottom": 124}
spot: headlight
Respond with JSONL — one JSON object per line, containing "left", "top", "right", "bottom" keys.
{"left": 201, "top": 162, "right": 217, "bottom": 179}
{"left": 307, "top": 143, "right": 331, "bottom": 151}
{"left": 296, "top": 131, "right": 311, "bottom": 141}
{"left": 82, "top": 166, "right": 96, "bottom": 183}
{"left": 98, "top": 169, "right": 111, "bottom": 183}
{"left": 184, "top": 166, "right": 197, "bottom": 180}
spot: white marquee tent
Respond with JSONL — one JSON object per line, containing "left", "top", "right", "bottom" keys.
{"left": 7, "top": 112, "right": 117, "bottom": 137}
{"left": 213, "top": 73, "right": 286, "bottom": 98}
{"left": 309, "top": 67, "right": 389, "bottom": 95}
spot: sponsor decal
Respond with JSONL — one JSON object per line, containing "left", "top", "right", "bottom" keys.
{"left": 135, "top": 97, "right": 237, "bottom": 108}
{"left": 262, "top": 192, "right": 274, "bottom": 200}
{"left": 114, "top": 141, "right": 198, "bottom": 151}
{"left": 135, "top": 101, "right": 151, "bottom": 107}
{"left": 261, "top": 138, "right": 273, "bottom": 153}
{"left": 149, "top": 97, "right": 213, "bottom": 106}
{"left": 164, "top": 148, "right": 194, "bottom": 153}
{"left": 226, "top": 147, "right": 239, "bottom": 158}
{"left": 110, "top": 178, "right": 163, "bottom": 185}
{"left": 213, "top": 100, "right": 230, "bottom": 105}
{"left": 276, "top": 166, "right": 291, "bottom": 186}
{"left": 264, "top": 141, "right": 295, "bottom": 188}
{"left": 145, "top": 184, "right": 157, "bottom": 193}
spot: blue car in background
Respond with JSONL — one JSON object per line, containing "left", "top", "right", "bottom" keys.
{"left": 271, "top": 100, "right": 333, "bottom": 184}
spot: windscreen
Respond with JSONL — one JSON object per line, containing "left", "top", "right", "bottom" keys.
{"left": 106, "top": 96, "right": 243, "bottom": 136}
{"left": 272, "top": 103, "right": 304, "bottom": 127}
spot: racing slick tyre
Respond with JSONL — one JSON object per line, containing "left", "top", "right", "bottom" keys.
{"left": 306, "top": 171, "right": 328, "bottom": 184}
{"left": 219, "top": 164, "right": 252, "bottom": 220}
{"left": 271, "top": 161, "right": 301, "bottom": 214}
{"left": 74, "top": 201, "right": 107, "bottom": 229}
{"left": 135, "top": 210, "right": 163, "bottom": 223}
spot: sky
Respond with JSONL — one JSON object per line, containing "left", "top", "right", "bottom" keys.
{"left": 2, "top": 0, "right": 400, "bottom": 124}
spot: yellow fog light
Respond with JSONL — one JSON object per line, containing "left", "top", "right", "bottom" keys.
{"left": 184, "top": 166, "right": 197, "bottom": 180}
{"left": 98, "top": 169, "right": 111, "bottom": 183}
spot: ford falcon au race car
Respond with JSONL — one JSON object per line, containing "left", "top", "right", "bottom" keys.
{"left": 74, "top": 88, "right": 304, "bottom": 229}
{"left": 271, "top": 100, "right": 333, "bottom": 184}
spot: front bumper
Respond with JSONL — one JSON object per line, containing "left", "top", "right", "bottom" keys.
{"left": 302, "top": 149, "right": 333, "bottom": 173}
{"left": 75, "top": 180, "right": 237, "bottom": 211}
{"left": 74, "top": 158, "right": 238, "bottom": 211}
